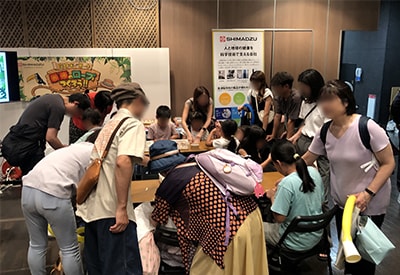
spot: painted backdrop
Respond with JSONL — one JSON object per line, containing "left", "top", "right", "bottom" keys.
{"left": 18, "top": 56, "right": 131, "bottom": 101}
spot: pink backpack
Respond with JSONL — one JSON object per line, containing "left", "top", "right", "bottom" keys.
{"left": 195, "top": 148, "right": 265, "bottom": 245}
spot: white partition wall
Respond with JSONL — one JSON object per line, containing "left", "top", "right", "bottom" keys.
{"left": 0, "top": 48, "right": 170, "bottom": 144}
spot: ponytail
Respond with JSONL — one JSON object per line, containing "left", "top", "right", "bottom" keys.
{"left": 271, "top": 141, "right": 315, "bottom": 193}
{"left": 227, "top": 136, "right": 237, "bottom": 153}
{"left": 293, "top": 154, "right": 315, "bottom": 193}
{"left": 220, "top": 119, "right": 238, "bottom": 153}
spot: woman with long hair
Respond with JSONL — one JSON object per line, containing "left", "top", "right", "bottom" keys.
{"left": 181, "top": 86, "right": 213, "bottom": 143}
{"left": 238, "top": 71, "right": 274, "bottom": 134}
{"left": 288, "top": 69, "right": 330, "bottom": 212}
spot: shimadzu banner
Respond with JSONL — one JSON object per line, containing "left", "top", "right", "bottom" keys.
{"left": 212, "top": 30, "right": 264, "bottom": 122}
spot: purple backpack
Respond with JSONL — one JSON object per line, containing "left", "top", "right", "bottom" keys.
{"left": 195, "top": 148, "right": 265, "bottom": 245}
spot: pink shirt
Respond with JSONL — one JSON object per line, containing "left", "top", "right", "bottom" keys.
{"left": 147, "top": 122, "right": 178, "bottom": 140}
{"left": 309, "top": 115, "right": 391, "bottom": 215}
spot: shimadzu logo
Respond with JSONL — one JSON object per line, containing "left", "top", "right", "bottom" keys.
{"left": 224, "top": 36, "right": 258, "bottom": 42}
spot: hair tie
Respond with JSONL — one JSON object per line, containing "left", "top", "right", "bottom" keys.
{"left": 293, "top": 153, "right": 301, "bottom": 160}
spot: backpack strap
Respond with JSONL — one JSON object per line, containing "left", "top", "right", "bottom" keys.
{"left": 320, "top": 116, "right": 371, "bottom": 152}
{"left": 359, "top": 116, "right": 371, "bottom": 151}
{"left": 320, "top": 120, "right": 332, "bottom": 145}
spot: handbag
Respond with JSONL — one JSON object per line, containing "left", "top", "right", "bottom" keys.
{"left": 254, "top": 89, "right": 275, "bottom": 124}
{"left": 76, "top": 117, "right": 129, "bottom": 205}
{"left": 355, "top": 216, "right": 395, "bottom": 265}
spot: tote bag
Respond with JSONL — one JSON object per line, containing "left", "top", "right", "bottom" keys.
{"left": 355, "top": 216, "right": 395, "bottom": 265}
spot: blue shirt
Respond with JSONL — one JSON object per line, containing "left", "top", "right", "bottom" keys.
{"left": 271, "top": 167, "right": 324, "bottom": 251}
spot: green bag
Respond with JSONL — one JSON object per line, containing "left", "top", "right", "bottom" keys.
{"left": 355, "top": 216, "right": 395, "bottom": 265}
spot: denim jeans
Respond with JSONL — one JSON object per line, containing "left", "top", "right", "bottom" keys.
{"left": 21, "top": 186, "right": 83, "bottom": 275}
{"left": 84, "top": 218, "right": 143, "bottom": 275}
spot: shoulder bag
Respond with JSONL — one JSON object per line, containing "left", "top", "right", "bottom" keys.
{"left": 76, "top": 117, "right": 129, "bottom": 205}
{"left": 254, "top": 89, "right": 275, "bottom": 124}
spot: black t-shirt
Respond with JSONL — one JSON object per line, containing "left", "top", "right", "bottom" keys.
{"left": 17, "top": 94, "right": 65, "bottom": 139}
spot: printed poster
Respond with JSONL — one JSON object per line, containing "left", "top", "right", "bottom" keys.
{"left": 18, "top": 56, "right": 131, "bottom": 101}
{"left": 212, "top": 30, "right": 264, "bottom": 121}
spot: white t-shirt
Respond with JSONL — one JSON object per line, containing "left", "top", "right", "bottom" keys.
{"left": 23, "top": 142, "right": 93, "bottom": 199}
{"left": 299, "top": 102, "right": 328, "bottom": 138}
{"left": 212, "top": 137, "right": 240, "bottom": 151}
{"left": 77, "top": 108, "right": 146, "bottom": 223}
{"left": 247, "top": 88, "right": 274, "bottom": 107}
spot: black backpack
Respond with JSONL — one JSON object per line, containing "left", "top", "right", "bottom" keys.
{"left": 1, "top": 124, "right": 44, "bottom": 166}
{"left": 320, "top": 116, "right": 372, "bottom": 151}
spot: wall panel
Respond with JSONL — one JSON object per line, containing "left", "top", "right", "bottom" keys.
{"left": 272, "top": 32, "right": 313, "bottom": 81}
{"left": 0, "top": 0, "right": 159, "bottom": 49}
{"left": 160, "top": 0, "right": 218, "bottom": 116}
{"left": 161, "top": 0, "right": 380, "bottom": 113}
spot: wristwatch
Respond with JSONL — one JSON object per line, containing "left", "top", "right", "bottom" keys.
{"left": 201, "top": 127, "right": 207, "bottom": 131}
{"left": 365, "top": 188, "right": 376, "bottom": 197}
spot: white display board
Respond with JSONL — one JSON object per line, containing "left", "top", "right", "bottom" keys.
{"left": 212, "top": 30, "right": 264, "bottom": 121}
{"left": 0, "top": 48, "right": 170, "bottom": 144}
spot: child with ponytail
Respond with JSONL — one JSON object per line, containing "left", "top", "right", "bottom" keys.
{"left": 264, "top": 139, "right": 324, "bottom": 251}
{"left": 206, "top": 119, "right": 239, "bottom": 153}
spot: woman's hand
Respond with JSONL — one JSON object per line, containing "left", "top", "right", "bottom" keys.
{"left": 353, "top": 191, "right": 373, "bottom": 212}
{"left": 193, "top": 136, "right": 201, "bottom": 144}
{"left": 187, "top": 133, "right": 194, "bottom": 143}
{"left": 237, "top": 105, "right": 244, "bottom": 112}
{"left": 287, "top": 133, "right": 300, "bottom": 144}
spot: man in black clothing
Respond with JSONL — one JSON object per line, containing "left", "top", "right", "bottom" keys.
{"left": 1, "top": 93, "right": 90, "bottom": 174}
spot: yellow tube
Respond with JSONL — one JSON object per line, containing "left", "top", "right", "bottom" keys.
{"left": 341, "top": 195, "right": 361, "bottom": 263}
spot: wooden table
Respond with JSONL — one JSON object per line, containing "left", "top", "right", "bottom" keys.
{"left": 145, "top": 141, "right": 213, "bottom": 155}
{"left": 180, "top": 141, "right": 213, "bottom": 154}
{"left": 131, "top": 171, "right": 283, "bottom": 203}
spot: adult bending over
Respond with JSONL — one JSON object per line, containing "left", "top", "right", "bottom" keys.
{"left": 77, "top": 83, "right": 149, "bottom": 275}
{"left": 1, "top": 93, "right": 90, "bottom": 175}
{"left": 267, "top": 72, "right": 302, "bottom": 141}
{"left": 150, "top": 140, "right": 268, "bottom": 275}
{"left": 22, "top": 131, "right": 99, "bottom": 275}
{"left": 303, "top": 80, "right": 395, "bottom": 275}
{"left": 181, "top": 86, "right": 213, "bottom": 143}
{"left": 69, "top": 90, "right": 113, "bottom": 143}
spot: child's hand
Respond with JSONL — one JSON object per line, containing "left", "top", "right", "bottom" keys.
{"left": 193, "top": 136, "right": 201, "bottom": 144}
{"left": 266, "top": 187, "right": 277, "bottom": 199}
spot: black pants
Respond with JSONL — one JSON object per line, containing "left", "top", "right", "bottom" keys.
{"left": 335, "top": 208, "right": 385, "bottom": 275}
{"left": 85, "top": 219, "right": 143, "bottom": 275}
{"left": 19, "top": 149, "right": 44, "bottom": 176}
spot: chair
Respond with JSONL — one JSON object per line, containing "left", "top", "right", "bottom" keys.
{"left": 267, "top": 205, "right": 339, "bottom": 275}
{"left": 154, "top": 226, "right": 186, "bottom": 275}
